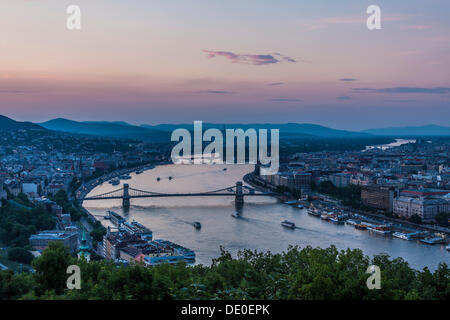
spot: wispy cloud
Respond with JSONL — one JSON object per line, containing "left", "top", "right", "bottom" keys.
{"left": 268, "top": 82, "right": 285, "bottom": 86}
{"left": 297, "top": 13, "right": 418, "bottom": 31}
{"left": 339, "top": 78, "right": 357, "bottom": 82}
{"left": 203, "top": 50, "right": 296, "bottom": 66}
{"left": 337, "top": 96, "right": 352, "bottom": 100}
{"left": 194, "top": 90, "right": 236, "bottom": 94}
{"left": 0, "top": 90, "right": 28, "bottom": 94}
{"left": 353, "top": 87, "right": 450, "bottom": 94}
{"left": 384, "top": 99, "right": 417, "bottom": 103}
{"left": 270, "top": 98, "right": 301, "bottom": 102}
{"left": 405, "top": 25, "right": 431, "bottom": 30}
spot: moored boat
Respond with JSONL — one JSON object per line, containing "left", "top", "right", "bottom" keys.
{"left": 354, "top": 223, "right": 367, "bottom": 230}
{"left": 420, "top": 237, "right": 446, "bottom": 245}
{"left": 307, "top": 207, "right": 320, "bottom": 216}
{"left": 393, "top": 232, "right": 411, "bottom": 240}
{"left": 320, "top": 213, "right": 330, "bottom": 221}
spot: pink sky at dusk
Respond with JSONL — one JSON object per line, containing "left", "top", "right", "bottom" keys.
{"left": 0, "top": 0, "right": 449, "bottom": 130}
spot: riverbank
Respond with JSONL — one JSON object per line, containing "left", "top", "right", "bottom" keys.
{"left": 244, "top": 172, "right": 450, "bottom": 237}
{"left": 76, "top": 161, "right": 169, "bottom": 223}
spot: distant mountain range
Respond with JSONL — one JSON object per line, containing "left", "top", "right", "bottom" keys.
{"left": 141, "top": 123, "right": 369, "bottom": 138}
{"left": 39, "top": 118, "right": 170, "bottom": 142}
{"left": 363, "top": 124, "right": 450, "bottom": 136}
{"left": 0, "top": 115, "right": 46, "bottom": 132}
{"left": 1, "top": 115, "right": 449, "bottom": 141}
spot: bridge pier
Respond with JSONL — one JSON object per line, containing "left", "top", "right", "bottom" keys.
{"left": 122, "top": 184, "right": 130, "bottom": 209}
{"left": 235, "top": 181, "right": 244, "bottom": 209}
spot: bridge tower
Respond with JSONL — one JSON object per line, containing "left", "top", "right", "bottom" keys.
{"left": 122, "top": 183, "right": 130, "bottom": 209}
{"left": 235, "top": 181, "right": 244, "bottom": 209}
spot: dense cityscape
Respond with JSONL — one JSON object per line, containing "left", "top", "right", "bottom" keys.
{"left": 0, "top": 115, "right": 449, "bottom": 302}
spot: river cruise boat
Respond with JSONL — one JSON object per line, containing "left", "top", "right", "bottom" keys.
{"left": 281, "top": 220, "right": 296, "bottom": 229}
{"left": 368, "top": 225, "right": 391, "bottom": 235}
{"left": 329, "top": 215, "right": 346, "bottom": 224}
{"left": 320, "top": 213, "right": 330, "bottom": 221}
{"left": 307, "top": 207, "right": 321, "bottom": 217}
{"left": 108, "top": 210, "right": 125, "bottom": 226}
{"left": 354, "top": 223, "right": 367, "bottom": 230}
{"left": 393, "top": 232, "right": 411, "bottom": 240}
{"left": 420, "top": 236, "right": 446, "bottom": 245}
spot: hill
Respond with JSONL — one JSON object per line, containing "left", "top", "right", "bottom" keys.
{"left": 0, "top": 115, "right": 46, "bottom": 131}
{"left": 363, "top": 124, "right": 450, "bottom": 136}
{"left": 141, "top": 123, "right": 370, "bottom": 138}
{"left": 39, "top": 118, "right": 169, "bottom": 142}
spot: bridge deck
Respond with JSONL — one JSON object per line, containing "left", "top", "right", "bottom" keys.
{"left": 83, "top": 193, "right": 273, "bottom": 200}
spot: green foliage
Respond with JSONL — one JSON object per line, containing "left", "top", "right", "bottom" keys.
{"left": 1, "top": 244, "right": 447, "bottom": 300}
{"left": 409, "top": 214, "right": 422, "bottom": 224}
{"left": 90, "top": 221, "right": 106, "bottom": 244}
{"left": 7, "top": 247, "right": 34, "bottom": 265}
{"left": 0, "top": 204, "right": 55, "bottom": 247}
{"left": 0, "top": 270, "right": 34, "bottom": 300}
{"left": 313, "top": 181, "right": 363, "bottom": 209}
{"left": 434, "top": 212, "right": 449, "bottom": 227}
{"left": 32, "top": 242, "right": 75, "bottom": 296}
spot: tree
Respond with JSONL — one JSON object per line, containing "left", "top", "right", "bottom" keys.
{"left": 409, "top": 214, "right": 422, "bottom": 224}
{"left": 434, "top": 212, "right": 449, "bottom": 227}
{"left": 32, "top": 242, "right": 74, "bottom": 295}
{"left": 7, "top": 247, "right": 34, "bottom": 265}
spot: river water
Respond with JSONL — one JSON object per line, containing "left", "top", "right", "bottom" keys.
{"left": 84, "top": 164, "right": 449, "bottom": 270}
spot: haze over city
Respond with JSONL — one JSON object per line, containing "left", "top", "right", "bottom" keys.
{"left": 1, "top": 0, "right": 449, "bottom": 130}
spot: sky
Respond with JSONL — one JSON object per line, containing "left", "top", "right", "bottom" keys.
{"left": 0, "top": 0, "right": 449, "bottom": 130}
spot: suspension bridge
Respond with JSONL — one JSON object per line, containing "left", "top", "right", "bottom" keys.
{"left": 80, "top": 181, "right": 274, "bottom": 209}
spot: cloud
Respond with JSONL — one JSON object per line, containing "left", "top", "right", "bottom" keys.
{"left": 267, "top": 82, "right": 285, "bottom": 86}
{"left": 297, "top": 13, "right": 418, "bottom": 32}
{"left": 353, "top": 87, "right": 450, "bottom": 94}
{"left": 0, "top": 90, "right": 28, "bottom": 94}
{"left": 406, "top": 25, "right": 431, "bottom": 30}
{"left": 203, "top": 50, "right": 296, "bottom": 66}
{"left": 339, "top": 78, "right": 357, "bottom": 82}
{"left": 270, "top": 98, "right": 301, "bottom": 102}
{"left": 337, "top": 96, "right": 352, "bottom": 100}
{"left": 384, "top": 99, "right": 417, "bottom": 103}
{"left": 194, "top": 90, "right": 236, "bottom": 94}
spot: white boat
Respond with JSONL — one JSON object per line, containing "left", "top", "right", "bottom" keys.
{"left": 281, "top": 220, "right": 296, "bottom": 229}
{"left": 393, "top": 232, "right": 411, "bottom": 240}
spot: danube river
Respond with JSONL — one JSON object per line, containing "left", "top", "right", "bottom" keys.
{"left": 84, "top": 164, "right": 449, "bottom": 270}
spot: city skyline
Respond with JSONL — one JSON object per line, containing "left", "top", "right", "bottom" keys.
{"left": 1, "top": 0, "right": 449, "bottom": 130}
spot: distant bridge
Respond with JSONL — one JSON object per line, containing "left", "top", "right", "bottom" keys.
{"left": 80, "top": 181, "right": 274, "bottom": 209}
